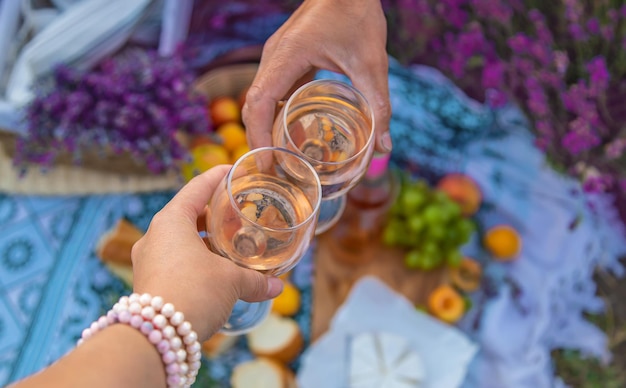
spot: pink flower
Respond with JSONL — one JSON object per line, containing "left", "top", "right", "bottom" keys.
{"left": 605, "top": 138, "right": 626, "bottom": 159}
{"left": 553, "top": 51, "right": 569, "bottom": 75}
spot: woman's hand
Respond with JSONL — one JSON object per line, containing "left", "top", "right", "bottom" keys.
{"left": 131, "top": 165, "right": 284, "bottom": 341}
{"left": 242, "top": 0, "right": 392, "bottom": 154}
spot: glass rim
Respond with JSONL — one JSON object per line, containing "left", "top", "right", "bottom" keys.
{"left": 226, "top": 146, "right": 322, "bottom": 231}
{"left": 281, "top": 79, "right": 376, "bottom": 167}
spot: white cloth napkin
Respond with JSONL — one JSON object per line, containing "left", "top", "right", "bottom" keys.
{"left": 5, "top": 0, "right": 151, "bottom": 106}
{"left": 297, "top": 276, "right": 478, "bottom": 388}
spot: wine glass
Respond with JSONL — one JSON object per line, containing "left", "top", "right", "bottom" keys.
{"left": 272, "top": 79, "right": 375, "bottom": 234}
{"left": 206, "top": 146, "right": 321, "bottom": 335}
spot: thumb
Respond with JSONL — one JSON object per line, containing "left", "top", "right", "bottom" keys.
{"left": 237, "top": 270, "right": 284, "bottom": 302}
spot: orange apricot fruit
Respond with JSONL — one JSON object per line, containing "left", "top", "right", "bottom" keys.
{"left": 216, "top": 122, "right": 247, "bottom": 153}
{"left": 449, "top": 257, "right": 483, "bottom": 292}
{"left": 209, "top": 96, "right": 241, "bottom": 127}
{"left": 181, "top": 143, "right": 230, "bottom": 181}
{"left": 427, "top": 284, "right": 465, "bottom": 324}
{"left": 436, "top": 173, "right": 482, "bottom": 216}
{"left": 483, "top": 225, "right": 522, "bottom": 261}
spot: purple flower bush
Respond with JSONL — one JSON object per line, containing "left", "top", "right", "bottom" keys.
{"left": 15, "top": 48, "right": 210, "bottom": 174}
{"left": 383, "top": 0, "right": 626, "bottom": 222}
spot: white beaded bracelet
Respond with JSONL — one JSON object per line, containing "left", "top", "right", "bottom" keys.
{"left": 78, "top": 293, "right": 201, "bottom": 388}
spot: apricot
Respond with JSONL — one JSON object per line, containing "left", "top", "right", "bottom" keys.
{"left": 181, "top": 143, "right": 230, "bottom": 181}
{"left": 427, "top": 284, "right": 465, "bottom": 324}
{"left": 436, "top": 173, "right": 482, "bottom": 216}
{"left": 216, "top": 122, "right": 247, "bottom": 153}
{"left": 271, "top": 281, "right": 301, "bottom": 317}
{"left": 209, "top": 96, "right": 241, "bottom": 127}
{"left": 483, "top": 225, "right": 522, "bottom": 261}
{"left": 449, "top": 257, "right": 482, "bottom": 292}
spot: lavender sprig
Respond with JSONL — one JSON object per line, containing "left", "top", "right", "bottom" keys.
{"left": 15, "top": 48, "right": 210, "bottom": 174}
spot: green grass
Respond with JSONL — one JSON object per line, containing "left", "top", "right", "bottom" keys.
{"left": 553, "top": 267, "right": 626, "bottom": 387}
{"left": 553, "top": 348, "right": 625, "bottom": 388}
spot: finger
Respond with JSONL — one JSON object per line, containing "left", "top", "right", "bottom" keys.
{"left": 237, "top": 271, "right": 284, "bottom": 302}
{"left": 164, "top": 165, "right": 232, "bottom": 222}
{"left": 349, "top": 58, "right": 393, "bottom": 153}
{"left": 196, "top": 204, "right": 209, "bottom": 233}
{"left": 242, "top": 49, "right": 312, "bottom": 150}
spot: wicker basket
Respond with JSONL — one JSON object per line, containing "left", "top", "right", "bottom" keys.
{"left": 193, "top": 63, "right": 259, "bottom": 103}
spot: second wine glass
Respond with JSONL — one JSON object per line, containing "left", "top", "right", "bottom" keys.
{"left": 205, "top": 146, "right": 321, "bottom": 335}
{"left": 272, "top": 79, "right": 376, "bottom": 234}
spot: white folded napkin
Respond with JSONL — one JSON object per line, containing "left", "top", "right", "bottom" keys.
{"left": 298, "top": 276, "right": 478, "bottom": 388}
{"left": 6, "top": 0, "right": 151, "bottom": 106}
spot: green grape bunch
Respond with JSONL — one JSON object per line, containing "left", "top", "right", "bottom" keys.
{"left": 382, "top": 176, "right": 476, "bottom": 271}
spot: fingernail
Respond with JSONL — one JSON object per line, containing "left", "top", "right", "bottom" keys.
{"left": 266, "top": 276, "right": 284, "bottom": 298}
{"left": 381, "top": 131, "right": 393, "bottom": 152}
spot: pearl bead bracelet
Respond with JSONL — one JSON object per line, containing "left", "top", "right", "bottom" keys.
{"left": 78, "top": 293, "right": 201, "bottom": 388}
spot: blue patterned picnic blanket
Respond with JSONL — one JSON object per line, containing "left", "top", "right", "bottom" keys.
{"left": 2, "top": 11, "right": 626, "bottom": 387}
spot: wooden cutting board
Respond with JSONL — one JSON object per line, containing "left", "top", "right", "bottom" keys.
{"left": 310, "top": 233, "right": 447, "bottom": 342}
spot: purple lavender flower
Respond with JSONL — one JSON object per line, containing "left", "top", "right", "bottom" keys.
{"left": 601, "top": 25, "right": 614, "bottom": 41}
{"left": 470, "top": 0, "right": 511, "bottom": 21}
{"left": 562, "top": 118, "right": 601, "bottom": 155}
{"left": 457, "top": 30, "right": 482, "bottom": 57}
{"left": 381, "top": 0, "right": 626, "bottom": 202}
{"left": 586, "top": 56, "right": 610, "bottom": 96}
{"left": 582, "top": 174, "right": 614, "bottom": 193}
{"left": 435, "top": 0, "right": 468, "bottom": 28}
{"left": 561, "top": 82, "right": 590, "bottom": 114}
{"left": 508, "top": 33, "right": 532, "bottom": 55}
{"left": 529, "top": 41, "right": 551, "bottom": 67}
{"left": 524, "top": 77, "right": 549, "bottom": 117}
{"left": 564, "top": 0, "right": 584, "bottom": 23}
{"left": 586, "top": 18, "right": 600, "bottom": 35}
{"left": 481, "top": 60, "right": 504, "bottom": 89}
{"left": 17, "top": 48, "right": 209, "bottom": 174}
{"left": 568, "top": 23, "right": 588, "bottom": 41}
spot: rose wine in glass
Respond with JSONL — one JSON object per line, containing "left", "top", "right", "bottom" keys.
{"left": 206, "top": 147, "right": 321, "bottom": 334}
{"left": 273, "top": 79, "right": 375, "bottom": 234}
